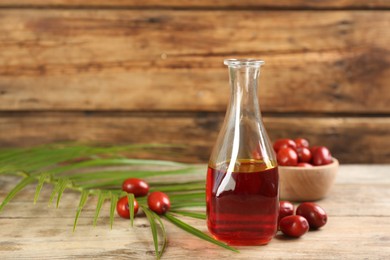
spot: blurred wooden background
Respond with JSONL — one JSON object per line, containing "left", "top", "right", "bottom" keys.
{"left": 0, "top": 1, "right": 389, "bottom": 163}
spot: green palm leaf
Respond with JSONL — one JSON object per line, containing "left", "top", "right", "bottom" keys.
{"left": 151, "top": 211, "right": 167, "bottom": 259}
{"left": 0, "top": 144, "right": 239, "bottom": 260}
{"left": 141, "top": 206, "right": 167, "bottom": 259}
{"left": 127, "top": 193, "right": 135, "bottom": 227}
{"left": 34, "top": 173, "right": 50, "bottom": 204}
{"left": 48, "top": 178, "right": 64, "bottom": 206}
{"left": 0, "top": 175, "right": 35, "bottom": 212}
{"left": 93, "top": 191, "right": 107, "bottom": 227}
{"left": 56, "top": 178, "right": 69, "bottom": 208}
{"left": 109, "top": 192, "right": 118, "bottom": 229}
{"left": 73, "top": 189, "right": 89, "bottom": 232}
{"left": 52, "top": 158, "right": 187, "bottom": 176}
{"left": 170, "top": 210, "right": 206, "bottom": 220}
{"left": 164, "top": 213, "right": 238, "bottom": 253}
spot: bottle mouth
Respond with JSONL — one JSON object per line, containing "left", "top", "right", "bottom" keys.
{"left": 224, "top": 59, "right": 265, "bottom": 67}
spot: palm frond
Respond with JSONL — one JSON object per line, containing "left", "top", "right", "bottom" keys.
{"left": 127, "top": 193, "right": 135, "bottom": 227}
{"left": 0, "top": 175, "right": 35, "bottom": 212}
{"left": 93, "top": 190, "right": 107, "bottom": 227}
{"left": 56, "top": 178, "right": 70, "bottom": 208}
{"left": 34, "top": 173, "right": 51, "bottom": 204}
{"left": 109, "top": 192, "right": 118, "bottom": 229}
{"left": 48, "top": 178, "right": 64, "bottom": 206}
{"left": 73, "top": 189, "right": 89, "bottom": 232}
{"left": 0, "top": 144, "right": 238, "bottom": 259}
{"left": 142, "top": 206, "right": 160, "bottom": 259}
{"left": 169, "top": 210, "right": 206, "bottom": 220}
{"left": 164, "top": 213, "right": 238, "bottom": 253}
{"left": 151, "top": 211, "right": 167, "bottom": 259}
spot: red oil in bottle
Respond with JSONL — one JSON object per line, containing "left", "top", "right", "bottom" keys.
{"left": 206, "top": 160, "right": 279, "bottom": 245}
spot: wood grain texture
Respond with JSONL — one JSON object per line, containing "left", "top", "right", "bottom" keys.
{"left": 0, "top": 0, "right": 389, "bottom": 9}
{"left": 0, "top": 10, "right": 389, "bottom": 113}
{"left": 0, "top": 165, "right": 389, "bottom": 259}
{"left": 0, "top": 112, "right": 389, "bottom": 163}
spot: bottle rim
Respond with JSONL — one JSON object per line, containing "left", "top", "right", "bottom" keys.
{"left": 224, "top": 59, "right": 265, "bottom": 67}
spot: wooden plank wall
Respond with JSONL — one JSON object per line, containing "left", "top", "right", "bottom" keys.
{"left": 0, "top": 1, "right": 389, "bottom": 163}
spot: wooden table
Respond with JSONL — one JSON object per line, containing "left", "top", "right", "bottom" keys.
{"left": 0, "top": 165, "right": 389, "bottom": 259}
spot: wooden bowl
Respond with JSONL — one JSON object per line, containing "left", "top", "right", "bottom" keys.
{"left": 279, "top": 158, "right": 339, "bottom": 201}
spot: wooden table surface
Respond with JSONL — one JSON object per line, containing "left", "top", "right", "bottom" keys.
{"left": 0, "top": 164, "right": 389, "bottom": 259}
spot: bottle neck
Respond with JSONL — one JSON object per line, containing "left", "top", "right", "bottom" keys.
{"left": 227, "top": 66, "right": 262, "bottom": 120}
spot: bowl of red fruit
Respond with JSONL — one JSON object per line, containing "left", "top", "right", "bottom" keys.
{"left": 274, "top": 138, "right": 339, "bottom": 201}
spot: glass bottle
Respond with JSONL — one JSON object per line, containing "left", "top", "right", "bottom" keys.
{"left": 206, "top": 59, "right": 279, "bottom": 246}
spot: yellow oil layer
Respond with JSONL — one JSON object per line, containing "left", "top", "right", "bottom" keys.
{"left": 211, "top": 159, "right": 277, "bottom": 173}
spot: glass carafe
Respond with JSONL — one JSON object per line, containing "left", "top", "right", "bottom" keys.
{"left": 206, "top": 59, "right": 279, "bottom": 246}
